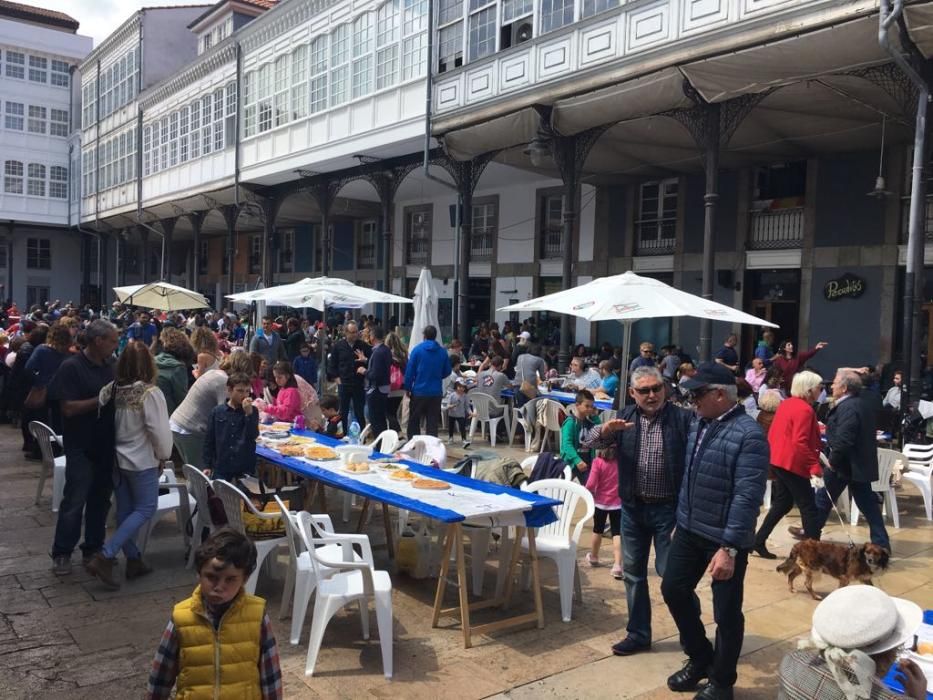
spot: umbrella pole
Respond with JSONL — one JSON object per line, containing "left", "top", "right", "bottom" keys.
{"left": 614, "top": 320, "right": 632, "bottom": 411}
{"left": 318, "top": 302, "right": 328, "bottom": 395}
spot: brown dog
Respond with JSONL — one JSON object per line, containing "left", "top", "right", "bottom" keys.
{"left": 776, "top": 540, "right": 889, "bottom": 600}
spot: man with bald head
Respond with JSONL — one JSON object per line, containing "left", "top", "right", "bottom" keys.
{"left": 814, "top": 369, "right": 890, "bottom": 551}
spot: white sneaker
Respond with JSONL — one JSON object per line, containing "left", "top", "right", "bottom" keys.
{"left": 462, "top": 440, "right": 471, "bottom": 449}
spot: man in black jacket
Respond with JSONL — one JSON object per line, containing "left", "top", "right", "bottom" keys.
{"left": 360, "top": 326, "right": 391, "bottom": 435}
{"left": 814, "top": 369, "right": 890, "bottom": 551}
{"left": 583, "top": 366, "right": 692, "bottom": 656}
{"left": 327, "top": 321, "right": 371, "bottom": 430}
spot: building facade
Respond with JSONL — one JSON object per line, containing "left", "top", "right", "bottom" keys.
{"left": 0, "top": 2, "right": 91, "bottom": 308}
{"left": 31, "top": 0, "right": 933, "bottom": 375}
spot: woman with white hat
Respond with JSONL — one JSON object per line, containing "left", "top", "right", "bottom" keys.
{"left": 779, "top": 585, "right": 927, "bottom": 699}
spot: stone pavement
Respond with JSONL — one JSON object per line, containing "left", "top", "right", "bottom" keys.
{"left": 1, "top": 424, "right": 931, "bottom": 699}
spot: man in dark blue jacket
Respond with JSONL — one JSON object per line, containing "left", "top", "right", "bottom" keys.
{"left": 404, "top": 325, "right": 449, "bottom": 438}
{"left": 583, "top": 366, "right": 692, "bottom": 657}
{"left": 660, "top": 362, "right": 769, "bottom": 700}
{"left": 360, "top": 326, "right": 392, "bottom": 436}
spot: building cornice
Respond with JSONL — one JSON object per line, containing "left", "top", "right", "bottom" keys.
{"left": 79, "top": 12, "right": 140, "bottom": 72}
{"left": 140, "top": 42, "right": 237, "bottom": 110}
{"left": 238, "top": 0, "right": 342, "bottom": 53}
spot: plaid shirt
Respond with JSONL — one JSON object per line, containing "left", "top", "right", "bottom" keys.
{"left": 635, "top": 412, "right": 672, "bottom": 501}
{"left": 146, "top": 604, "right": 282, "bottom": 700}
{"left": 778, "top": 650, "right": 903, "bottom": 700}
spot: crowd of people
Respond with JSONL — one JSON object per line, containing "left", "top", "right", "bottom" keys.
{"left": 0, "top": 297, "right": 929, "bottom": 700}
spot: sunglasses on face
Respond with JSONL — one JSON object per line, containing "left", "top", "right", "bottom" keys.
{"left": 633, "top": 384, "right": 664, "bottom": 396}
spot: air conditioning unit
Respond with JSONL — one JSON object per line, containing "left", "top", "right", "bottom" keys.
{"left": 500, "top": 20, "right": 533, "bottom": 50}
{"left": 512, "top": 21, "right": 533, "bottom": 45}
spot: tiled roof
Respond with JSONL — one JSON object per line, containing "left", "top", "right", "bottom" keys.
{"left": 239, "top": 0, "right": 278, "bottom": 8}
{"left": 0, "top": 0, "right": 80, "bottom": 31}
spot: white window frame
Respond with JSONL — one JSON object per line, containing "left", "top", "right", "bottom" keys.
{"left": 376, "top": 0, "right": 400, "bottom": 89}
{"left": 636, "top": 178, "right": 678, "bottom": 245}
{"left": 274, "top": 54, "right": 289, "bottom": 127}
{"left": 27, "top": 105, "right": 47, "bottom": 134}
{"left": 4, "top": 102, "right": 24, "bottom": 131}
{"left": 290, "top": 45, "right": 309, "bottom": 120}
{"left": 26, "top": 238, "right": 51, "bottom": 270}
{"left": 202, "top": 95, "right": 213, "bottom": 154}
{"left": 50, "top": 166, "right": 67, "bottom": 199}
{"left": 27, "top": 163, "right": 46, "bottom": 197}
{"left": 330, "top": 24, "right": 350, "bottom": 107}
{"left": 6, "top": 50, "right": 24, "bottom": 79}
{"left": 190, "top": 100, "right": 202, "bottom": 158}
{"left": 28, "top": 55, "right": 47, "bottom": 83}
{"left": 143, "top": 125, "right": 152, "bottom": 176}
{"left": 3, "top": 160, "right": 23, "bottom": 194}
{"left": 50, "top": 109, "right": 69, "bottom": 137}
{"left": 310, "top": 37, "right": 328, "bottom": 113}
{"left": 51, "top": 59, "right": 69, "bottom": 87}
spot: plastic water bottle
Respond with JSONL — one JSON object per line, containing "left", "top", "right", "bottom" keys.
{"left": 348, "top": 420, "right": 361, "bottom": 445}
{"left": 292, "top": 414, "right": 305, "bottom": 432}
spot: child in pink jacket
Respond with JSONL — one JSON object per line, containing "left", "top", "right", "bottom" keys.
{"left": 584, "top": 446, "right": 623, "bottom": 579}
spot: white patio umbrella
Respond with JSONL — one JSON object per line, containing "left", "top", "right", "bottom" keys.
{"left": 499, "top": 270, "right": 778, "bottom": 407}
{"left": 114, "top": 281, "right": 210, "bottom": 311}
{"left": 227, "top": 276, "right": 410, "bottom": 310}
{"left": 409, "top": 268, "right": 440, "bottom": 349}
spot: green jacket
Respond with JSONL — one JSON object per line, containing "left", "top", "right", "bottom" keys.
{"left": 155, "top": 352, "right": 189, "bottom": 417}
{"left": 560, "top": 414, "right": 602, "bottom": 467}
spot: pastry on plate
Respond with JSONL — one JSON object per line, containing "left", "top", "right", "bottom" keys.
{"left": 277, "top": 444, "right": 305, "bottom": 457}
{"left": 304, "top": 445, "right": 338, "bottom": 460}
{"left": 412, "top": 477, "right": 450, "bottom": 490}
{"left": 342, "top": 462, "right": 371, "bottom": 474}
{"left": 388, "top": 469, "right": 417, "bottom": 481}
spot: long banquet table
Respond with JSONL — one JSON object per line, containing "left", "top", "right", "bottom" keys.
{"left": 257, "top": 430, "right": 561, "bottom": 648}
{"left": 501, "top": 387, "right": 616, "bottom": 411}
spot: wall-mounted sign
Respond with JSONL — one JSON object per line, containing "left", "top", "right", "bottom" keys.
{"left": 823, "top": 272, "right": 865, "bottom": 301}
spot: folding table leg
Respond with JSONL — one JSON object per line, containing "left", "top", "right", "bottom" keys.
{"left": 454, "top": 525, "right": 472, "bottom": 648}
{"left": 381, "top": 502, "right": 395, "bottom": 559}
{"left": 356, "top": 499, "right": 371, "bottom": 533}
{"left": 432, "top": 523, "right": 456, "bottom": 627}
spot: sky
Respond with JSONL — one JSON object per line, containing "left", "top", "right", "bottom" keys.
{"left": 38, "top": 0, "right": 212, "bottom": 47}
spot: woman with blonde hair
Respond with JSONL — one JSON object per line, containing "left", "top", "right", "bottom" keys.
{"left": 753, "top": 370, "right": 825, "bottom": 559}
{"left": 86, "top": 341, "right": 173, "bottom": 589}
{"left": 384, "top": 331, "right": 408, "bottom": 432}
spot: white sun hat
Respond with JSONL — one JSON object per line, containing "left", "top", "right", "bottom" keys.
{"left": 811, "top": 585, "right": 922, "bottom": 656}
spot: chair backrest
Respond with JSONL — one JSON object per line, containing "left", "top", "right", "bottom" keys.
{"left": 400, "top": 435, "right": 447, "bottom": 466}
{"left": 274, "top": 495, "right": 303, "bottom": 563}
{"left": 523, "top": 478, "right": 595, "bottom": 545}
{"left": 540, "top": 400, "right": 566, "bottom": 431}
{"left": 371, "top": 429, "right": 399, "bottom": 454}
{"left": 519, "top": 396, "right": 545, "bottom": 421}
{"left": 875, "top": 448, "right": 905, "bottom": 491}
{"left": 469, "top": 392, "right": 498, "bottom": 420}
{"left": 28, "top": 420, "right": 57, "bottom": 468}
{"left": 211, "top": 479, "right": 247, "bottom": 535}
{"left": 295, "top": 510, "right": 331, "bottom": 580}
{"left": 903, "top": 443, "right": 933, "bottom": 470}
{"left": 520, "top": 456, "right": 537, "bottom": 476}
{"left": 182, "top": 464, "right": 213, "bottom": 519}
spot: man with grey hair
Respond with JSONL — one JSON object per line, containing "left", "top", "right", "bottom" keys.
{"left": 49, "top": 319, "right": 119, "bottom": 575}
{"left": 813, "top": 369, "right": 890, "bottom": 551}
{"left": 660, "top": 362, "right": 769, "bottom": 700}
{"left": 583, "top": 365, "right": 692, "bottom": 656}
{"left": 327, "top": 320, "right": 371, "bottom": 431}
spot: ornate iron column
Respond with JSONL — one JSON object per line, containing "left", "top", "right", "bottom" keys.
{"left": 187, "top": 212, "right": 205, "bottom": 292}
{"left": 527, "top": 106, "right": 609, "bottom": 371}
{"left": 137, "top": 225, "right": 149, "bottom": 282}
{"left": 258, "top": 197, "right": 282, "bottom": 287}
{"left": 664, "top": 84, "right": 768, "bottom": 361}
{"left": 218, "top": 205, "right": 240, "bottom": 297}
{"left": 437, "top": 153, "right": 496, "bottom": 345}
{"left": 306, "top": 179, "right": 343, "bottom": 278}
{"left": 159, "top": 218, "right": 177, "bottom": 281}
{"left": 364, "top": 162, "right": 419, "bottom": 324}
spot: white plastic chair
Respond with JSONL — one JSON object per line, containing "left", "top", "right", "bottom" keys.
{"left": 296, "top": 511, "right": 393, "bottom": 679}
{"left": 467, "top": 393, "right": 511, "bottom": 447}
{"left": 539, "top": 400, "right": 567, "bottom": 452}
{"left": 274, "top": 496, "right": 364, "bottom": 645}
{"left": 212, "top": 479, "right": 288, "bottom": 595}
{"left": 519, "top": 478, "right": 594, "bottom": 622}
{"left": 902, "top": 443, "right": 933, "bottom": 521}
{"left": 181, "top": 464, "right": 218, "bottom": 569}
{"left": 135, "top": 469, "right": 195, "bottom": 555}
{"left": 370, "top": 429, "right": 400, "bottom": 454}
{"left": 29, "top": 421, "right": 65, "bottom": 512}
{"left": 849, "top": 448, "right": 901, "bottom": 529}
{"left": 509, "top": 397, "right": 545, "bottom": 452}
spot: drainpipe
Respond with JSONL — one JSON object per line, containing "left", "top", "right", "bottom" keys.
{"left": 880, "top": 0, "right": 930, "bottom": 413}
{"left": 421, "top": 0, "right": 463, "bottom": 338}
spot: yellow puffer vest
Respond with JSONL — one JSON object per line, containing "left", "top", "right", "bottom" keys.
{"left": 172, "top": 585, "right": 266, "bottom": 700}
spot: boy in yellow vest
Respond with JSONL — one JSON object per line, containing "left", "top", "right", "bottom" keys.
{"left": 147, "top": 528, "right": 282, "bottom": 699}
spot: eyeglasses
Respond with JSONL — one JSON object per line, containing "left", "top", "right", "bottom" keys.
{"left": 633, "top": 384, "right": 664, "bottom": 396}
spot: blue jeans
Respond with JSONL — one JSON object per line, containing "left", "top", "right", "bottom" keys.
{"left": 102, "top": 468, "right": 160, "bottom": 560}
{"left": 815, "top": 468, "right": 891, "bottom": 551}
{"left": 52, "top": 448, "right": 113, "bottom": 558}
{"left": 619, "top": 499, "right": 676, "bottom": 645}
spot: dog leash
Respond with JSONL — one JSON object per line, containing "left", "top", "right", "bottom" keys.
{"left": 820, "top": 480, "right": 856, "bottom": 548}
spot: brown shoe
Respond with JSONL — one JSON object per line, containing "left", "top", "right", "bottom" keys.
{"left": 787, "top": 526, "right": 805, "bottom": 541}
{"left": 125, "top": 558, "right": 153, "bottom": 580}
{"left": 85, "top": 552, "right": 120, "bottom": 590}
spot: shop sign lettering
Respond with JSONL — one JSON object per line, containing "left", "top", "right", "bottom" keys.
{"left": 823, "top": 273, "right": 865, "bottom": 301}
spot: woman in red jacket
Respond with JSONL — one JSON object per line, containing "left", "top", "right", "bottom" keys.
{"left": 753, "top": 370, "right": 825, "bottom": 559}
{"left": 254, "top": 361, "right": 302, "bottom": 423}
